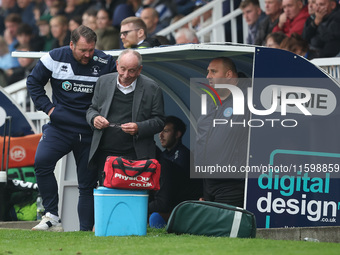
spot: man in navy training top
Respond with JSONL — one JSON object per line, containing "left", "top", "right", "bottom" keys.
{"left": 159, "top": 116, "right": 190, "bottom": 170}
{"left": 149, "top": 116, "right": 203, "bottom": 228}
{"left": 27, "top": 25, "right": 116, "bottom": 232}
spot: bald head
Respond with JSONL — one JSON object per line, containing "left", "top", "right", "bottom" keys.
{"left": 116, "top": 49, "right": 143, "bottom": 86}
{"left": 140, "top": 7, "right": 159, "bottom": 34}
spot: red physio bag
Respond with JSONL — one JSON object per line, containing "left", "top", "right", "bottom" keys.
{"left": 103, "top": 156, "right": 161, "bottom": 190}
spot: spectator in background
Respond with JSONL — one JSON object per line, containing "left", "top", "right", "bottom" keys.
{"left": 0, "top": 36, "right": 16, "bottom": 71}
{"left": 170, "top": 14, "right": 186, "bottom": 29}
{"left": 175, "top": 27, "right": 199, "bottom": 44}
{"left": 0, "top": 35, "right": 18, "bottom": 87}
{"left": 112, "top": 2, "right": 136, "bottom": 29}
{"left": 33, "top": 4, "right": 42, "bottom": 25}
{"left": 0, "top": 44, "right": 37, "bottom": 87}
{"left": 38, "top": 0, "right": 59, "bottom": 17}
{"left": 82, "top": 8, "right": 98, "bottom": 31}
{"left": 307, "top": 0, "right": 317, "bottom": 17}
{"left": 176, "top": 0, "right": 196, "bottom": 15}
{"left": 37, "top": 15, "right": 54, "bottom": 51}
{"left": 49, "top": 0, "right": 65, "bottom": 16}
{"left": 165, "top": 14, "right": 188, "bottom": 44}
{"left": 65, "top": 0, "right": 91, "bottom": 20}
{"left": 272, "top": 0, "right": 309, "bottom": 36}
{"left": 140, "top": 7, "right": 164, "bottom": 37}
{"left": 280, "top": 32, "right": 318, "bottom": 59}
{"left": 240, "top": 0, "right": 266, "bottom": 45}
{"left": 50, "top": 15, "right": 71, "bottom": 49}
{"left": 4, "top": 13, "right": 21, "bottom": 52}
{"left": 302, "top": 0, "right": 316, "bottom": 40}
{"left": 16, "top": 23, "right": 44, "bottom": 51}
{"left": 0, "top": 0, "right": 20, "bottom": 36}
{"left": 155, "top": 35, "right": 171, "bottom": 45}
{"left": 5, "top": 45, "right": 38, "bottom": 85}
{"left": 302, "top": 0, "right": 340, "bottom": 57}
{"left": 128, "top": 0, "right": 143, "bottom": 13}
{"left": 136, "top": 0, "right": 176, "bottom": 27}
{"left": 191, "top": 0, "right": 212, "bottom": 42}
{"left": 95, "top": 8, "right": 120, "bottom": 50}
{"left": 255, "top": 0, "right": 283, "bottom": 45}
{"left": 69, "top": 16, "right": 82, "bottom": 32}
{"left": 265, "top": 31, "right": 287, "bottom": 48}
{"left": 4, "top": 13, "right": 22, "bottom": 67}
{"left": 17, "top": 0, "right": 39, "bottom": 36}
{"left": 120, "top": 16, "right": 160, "bottom": 48}
{"left": 95, "top": 0, "right": 126, "bottom": 19}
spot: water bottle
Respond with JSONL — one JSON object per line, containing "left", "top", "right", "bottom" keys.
{"left": 0, "top": 172, "right": 7, "bottom": 221}
{"left": 36, "top": 194, "right": 44, "bottom": 220}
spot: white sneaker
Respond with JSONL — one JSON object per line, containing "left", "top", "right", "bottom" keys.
{"left": 32, "top": 215, "right": 64, "bottom": 232}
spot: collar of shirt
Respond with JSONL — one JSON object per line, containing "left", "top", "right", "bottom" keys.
{"left": 137, "top": 39, "right": 144, "bottom": 45}
{"left": 116, "top": 76, "right": 137, "bottom": 94}
{"left": 163, "top": 141, "right": 182, "bottom": 157}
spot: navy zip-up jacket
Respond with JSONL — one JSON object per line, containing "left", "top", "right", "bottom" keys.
{"left": 27, "top": 46, "right": 116, "bottom": 134}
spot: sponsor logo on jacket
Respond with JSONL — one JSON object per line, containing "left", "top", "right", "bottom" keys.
{"left": 93, "top": 56, "right": 108, "bottom": 64}
{"left": 62, "top": 81, "right": 94, "bottom": 93}
{"left": 62, "top": 81, "right": 72, "bottom": 91}
{"left": 61, "top": 65, "right": 68, "bottom": 72}
{"left": 91, "top": 65, "right": 100, "bottom": 75}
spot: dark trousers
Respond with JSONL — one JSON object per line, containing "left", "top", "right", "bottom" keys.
{"left": 34, "top": 124, "right": 97, "bottom": 231}
{"left": 203, "top": 179, "right": 245, "bottom": 208}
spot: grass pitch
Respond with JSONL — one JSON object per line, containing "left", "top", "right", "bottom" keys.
{"left": 0, "top": 228, "right": 339, "bottom": 255}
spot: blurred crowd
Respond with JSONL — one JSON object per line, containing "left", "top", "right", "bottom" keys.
{"left": 0, "top": 0, "right": 339, "bottom": 86}
{"left": 240, "top": 0, "right": 340, "bottom": 59}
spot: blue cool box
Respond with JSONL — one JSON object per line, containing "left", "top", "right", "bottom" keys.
{"left": 94, "top": 187, "right": 149, "bottom": 236}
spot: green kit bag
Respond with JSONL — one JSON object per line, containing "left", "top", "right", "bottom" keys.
{"left": 7, "top": 167, "right": 38, "bottom": 221}
{"left": 166, "top": 201, "right": 256, "bottom": 238}
{"left": 7, "top": 167, "right": 36, "bottom": 183}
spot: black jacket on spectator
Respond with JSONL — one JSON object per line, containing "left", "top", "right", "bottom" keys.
{"left": 6, "top": 59, "right": 37, "bottom": 85}
{"left": 133, "top": 37, "right": 161, "bottom": 49}
{"left": 302, "top": 6, "right": 340, "bottom": 57}
{"left": 254, "top": 16, "right": 279, "bottom": 46}
{"left": 51, "top": 30, "right": 71, "bottom": 49}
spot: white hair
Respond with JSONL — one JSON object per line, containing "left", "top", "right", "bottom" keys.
{"left": 175, "top": 28, "right": 199, "bottom": 43}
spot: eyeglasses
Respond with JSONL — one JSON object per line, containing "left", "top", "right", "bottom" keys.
{"left": 120, "top": 29, "right": 140, "bottom": 37}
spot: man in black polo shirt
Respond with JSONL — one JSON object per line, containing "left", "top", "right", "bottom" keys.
{"left": 195, "top": 57, "right": 250, "bottom": 208}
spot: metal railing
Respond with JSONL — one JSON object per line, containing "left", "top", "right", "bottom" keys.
{"left": 310, "top": 57, "right": 340, "bottom": 84}
{"left": 4, "top": 78, "right": 51, "bottom": 133}
{"left": 157, "top": 0, "right": 246, "bottom": 43}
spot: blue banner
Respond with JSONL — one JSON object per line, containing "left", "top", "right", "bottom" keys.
{"left": 246, "top": 47, "right": 340, "bottom": 228}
